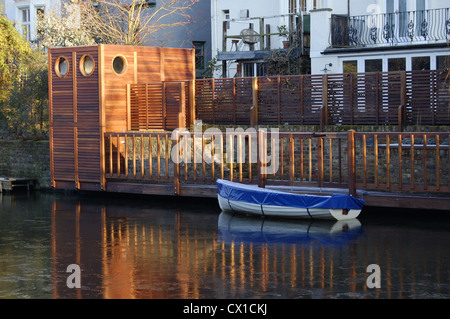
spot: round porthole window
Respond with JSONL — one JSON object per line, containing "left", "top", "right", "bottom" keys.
{"left": 55, "top": 57, "right": 69, "bottom": 78}
{"left": 80, "top": 55, "right": 95, "bottom": 76}
{"left": 112, "top": 55, "right": 127, "bottom": 75}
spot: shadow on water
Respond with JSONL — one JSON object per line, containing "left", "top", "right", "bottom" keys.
{"left": 0, "top": 190, "right": 449, "bottom": 299}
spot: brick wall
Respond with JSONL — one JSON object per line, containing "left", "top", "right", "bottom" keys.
{"left": 0, "top": 140, "right": 51, "bottom": 189}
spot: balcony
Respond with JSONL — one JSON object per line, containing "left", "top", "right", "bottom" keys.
{"left": 329, "top": 8, "right": 450, "bottom": 50}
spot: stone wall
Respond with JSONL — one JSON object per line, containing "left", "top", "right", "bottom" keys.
{"left": 0, "top": 140, "right": 51, "bottom": 189}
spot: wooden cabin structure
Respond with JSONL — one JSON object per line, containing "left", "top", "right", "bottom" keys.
{"left": 48, "top": 44, "right": 195, "bottom": 191}
{"left": 48, "top": 45, "right": 450, "bottom": 210}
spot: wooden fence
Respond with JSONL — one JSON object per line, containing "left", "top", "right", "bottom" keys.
{"left": 195, "top": 70, "right": 450, "bottom": 127}
{"left": 104, "top": 130, "right": 450, "bottom": 197}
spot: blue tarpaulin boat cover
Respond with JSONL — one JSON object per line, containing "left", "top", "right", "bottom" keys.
{"left": 217, "top": 179, "right": 365, "bottom": 210}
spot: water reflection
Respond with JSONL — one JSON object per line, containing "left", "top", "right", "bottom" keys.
{"left": 0, "top": 192, "right": 449, "bottom": 299}
{"left": 218, "top": 212, "right": 363, "bottom": 245}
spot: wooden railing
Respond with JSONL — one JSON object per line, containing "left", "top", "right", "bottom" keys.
{"left": 353, "top": 132, "right": 450, "bottom": 193}
{"left": 104, "top": 130, "right": 450, "bottom": 196}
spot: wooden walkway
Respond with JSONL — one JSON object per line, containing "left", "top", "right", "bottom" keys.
{"left": 0, "top": 177, "right": 34, "bottom": 193}
{"left": 103, "top": 130, "right": 450, "bottom": 211}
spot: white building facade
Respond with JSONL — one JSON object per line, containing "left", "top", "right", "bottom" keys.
{"left": 211, "top": 0, "right": 320, "bottom": 77}
{"left": 311, "top": 0, "right": 450, "bottom": 74}
{"left": 211, "top": 0, "right": 450, "bottom": 76}
{"left": 3, "top": 0, "right": 59, "bottom": 43}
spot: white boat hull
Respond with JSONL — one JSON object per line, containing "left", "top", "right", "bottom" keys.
{"left": 218, "top": 194, "right": 362, "bottom": 221}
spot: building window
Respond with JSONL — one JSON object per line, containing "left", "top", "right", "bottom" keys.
{"left": 20, "top": 7, "right": 31, "bottom": 41}
{"left": 412, "top": 56, "right": 430, "bottom": 71}
{"left": 256, "top": 63, "right": 266, "bottom": 76}
{"left": 112, "top": 55, "right": 127, "bottom": 75}
{"left": 80, "top": 55, "right": 95, "bottom": 77}
{"left": 343, "top": 60, "right": 357, "bottom": 73}
{"left": 243, "top": 62, "right": 266, "bottom": 77}
{"left": 243, "top": 62, "right": 254, "bottom": 77}
{"left": 388, "top": 58, "right": 406, "bottom": 71}
{"left": 55, "top": 57, "right": 69, "bottom": 78}
{"left": 193, "top": 41, "right": 205, "bottom": 70}
{"left": 365, "top": 59, "right": 382, "bottom": 73}
{"left": 437, "top": 55, "right": 450, "bottom": 70}
{"left": 223, "top": 10, "right": 230, "bottom": 29}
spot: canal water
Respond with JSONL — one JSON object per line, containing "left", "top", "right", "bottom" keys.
{"left": 0, "top": 190, "right": 449, "bottom": 300}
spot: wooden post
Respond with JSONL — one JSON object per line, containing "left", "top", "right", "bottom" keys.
{"left": 398, "top": 104, "right": 405, "bottom": 132}
{"left": 232, "top": 78, "right": 236, "bottom": 124}
{"left": 251, "top": 77, "right": 259, "bottom": 127}
{"left": 145, "top": 83, "right": 149, "bottom": 130}
{"left": 74, "top": 127, "right": 79, "bottom": 189}
{"left": 162, "top": 82, "right": 166, "bottom": 130}
{"left": 178, "top": 82, "right": 186, "bottom": 129}
{"left": 400, "top": 71, "right": 407, "bottom": 109}
{"left": 222, "top": 20, "right": 228, "bottom": 78}
{"left": 265, "top": 24, "right": 271, "bottom": 49}
{"left": 317, "top": 135, "right": 323, "bottom": 188}
{"left": 222, "top": 21, "right": 228, "bottom": 52}
{"left": 350, "top": 73, "right": 354, "bottom": 125}
{"left": 259, "top": 18, "right": 265, "bottom": 51}
{"left": 319, "top": 105, "right": 325, "bottom": 132}
{"left": 212, "top": 79, "right": 216, "bottom": 124}
{"left": 257, "top": 129, "right": 266, "bottom": 188}
{"left": 72, "top": 52, "right": 79, "bottom": 189}
{"left": 277, "top": 76, "right": 281, "bottom": 125}
{"left": 289, "top": 134, "right": 295, "bottom": 185}
{"left": 126, "top": 84, "right": 131, "bottom": 131}
{"left": 99, "top": 44, "right": 106, "bottom": 190}
{"left": 173, "top": 131, "right": 181, "bottom": 195}
{"left": 322, "top": 74, "right": 328, "bottom": 125}
{"left": 189, "top": 80, "right": 196, "bottom": 127}
{"left": 347, "top": 130, "right": 356, "bottom": 196}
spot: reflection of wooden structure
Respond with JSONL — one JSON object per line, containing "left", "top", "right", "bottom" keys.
{"left": 49, "top": 198, "right": 449, "bottom": 298}
{"left": 48, "top": 45, "right": 195, "bottom": 191}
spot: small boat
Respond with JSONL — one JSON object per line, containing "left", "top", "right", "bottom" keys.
{"left": 217, "top": 179, "right": 365, "bottom": 221}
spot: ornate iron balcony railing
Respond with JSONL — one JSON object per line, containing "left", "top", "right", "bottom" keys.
{"left": 329, "top": 7, "right": 450, "bottom": 48}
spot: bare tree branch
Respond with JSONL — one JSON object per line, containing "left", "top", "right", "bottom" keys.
{"left": 83, "top": 0, "right": 199, "bottom": 45}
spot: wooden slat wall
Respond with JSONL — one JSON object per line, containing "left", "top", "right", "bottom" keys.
{"left": 194, "top": 70, "right": 450, "bottom": 126}
{"left": 279, "top": 76, "right": 303, "bottom": 125}
{"left": 102, "top": 45, "right": 136, "bottom": 133}
{"left": 129, "top": 83, "right": 164, "bottom": 131}
{"left": 129, "top": 82, "right": 188, "bottom": 130}
{"left": 50, "top": 50, "right": 75, "bottom": 186}
{"left": 102, "top": 45, "right": 194, "bottom": 133}
{"left": 194, "top": 77, "right": 253, "bottom": 125}
{"left": 164, "top": 82, "right": 186, "bottom": 130}
{"left": 49, "top": 46, "right": 102, "bottom": 190}
{"left": 406, "top": 70, "right": 450, "bottom": 125}
{"left": 76, "top": 48, "right": 101, "bottom": 185}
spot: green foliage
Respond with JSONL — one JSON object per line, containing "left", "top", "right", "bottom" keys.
{"left": 0, "top": 15, "right": 33, "bottom": 102}
{"left": 0, "top": 16, "right": 48, "bottom": 140}
{"left": 201, "top": 56, "right": 220, "bottom": 78}
{"left": 1, "top": 51, "right": 49, "bottom": 139}
{"left": 264, "top": 49, "right": 310, "bottom": 76}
